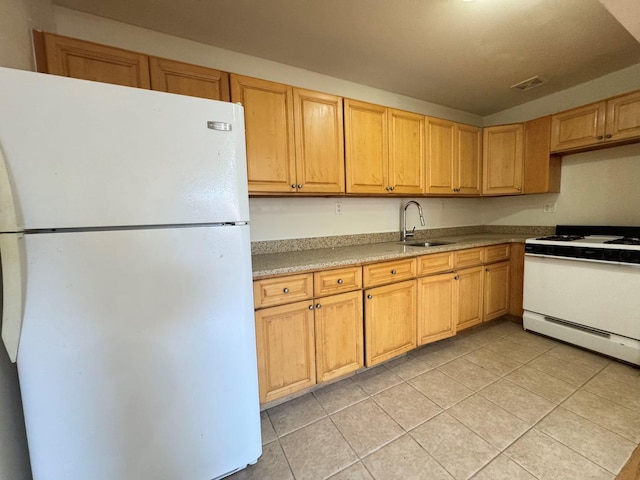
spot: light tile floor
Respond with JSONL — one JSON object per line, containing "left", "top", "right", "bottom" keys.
{"left": 230, "top": 318, "right": 640, "bottom": 480}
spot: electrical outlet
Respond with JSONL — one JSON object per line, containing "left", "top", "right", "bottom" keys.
{"left": 543, "top": 202, "right": 557, "bottom": 213}
{"left": 335, "top": 202, "right": 343, "bottom": 215}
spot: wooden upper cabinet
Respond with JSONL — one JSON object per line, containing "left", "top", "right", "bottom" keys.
{"left": 293, "top": 89, "right": 345, "bottom": 194}
{"left": 523, "top": 116, "right": 561, "bottom": 194}
{"left": 344, "top": 99, "right": 389, "bottom": 194}
{"left": 33, "top": 32, "right": 150, "bottom": 88}
{"left": 426, "top": 118, "right": 481, "bottom": 195}
{"left": 149, "top": 57, "right": 230, "bottom": 101}
{"left": 230, "top": 75, "right": 296, "bottom": 193}
{"left": 550, "top": 90, "right": 640, "bottom": 152}
{"left": 388, "top": 109, "right": 425, "bottom": 194}
{"left": 482, "top": 124, "right": 524, "bottom": 195}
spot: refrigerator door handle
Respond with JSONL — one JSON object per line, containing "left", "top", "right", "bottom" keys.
{"left": 0, "top": 146, "right": 21, "bottom": 232}
{"left": 0, "top": 233, "right": 26, "bottom": 362}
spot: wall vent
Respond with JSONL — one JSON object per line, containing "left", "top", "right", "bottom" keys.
{"left": 510, "top": 75, "right": 545, "bottom": 91}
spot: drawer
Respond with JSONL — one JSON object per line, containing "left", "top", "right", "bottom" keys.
{"left": 314, "top": 266, "right": 362, "bottom": 297}
{"left": 253, "top": 273, "right": 313, "bottom": 308}
{"left": 485, "top": 243, "right": 511, "bottom": 264}
{"left": 363, "top": 258, "right": 416, "bottom": 287}
{"left": 417, "top": 252, "right": 454, "bottom": 276}
{"left": 453, "top": 248, "right": 485, "bottom": 269}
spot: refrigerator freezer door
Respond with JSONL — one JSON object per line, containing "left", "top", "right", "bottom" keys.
{"left": 0, "top": 67, "right": 249, "bottom": 231}
{"left": 17, "top": 225, "right": 260, "bottom": 480}
{"left": 0, "top": 233, "right": 26, "bottom": 362}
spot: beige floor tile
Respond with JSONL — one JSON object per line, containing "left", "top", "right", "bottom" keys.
{"left": 546, "top": 343, "right": 610, "bottom": 371}
{"left": 260, "top": 410, "right": 277, "bottom": 445}
{"left": 485, "top": 338, "right": 546, "bottom": 363}
{"left": 438, "top": 357, "right": 499, "bottom": 391}
{"left": 487, "top": 319, "right": 524, "bottom": 335}
{"left": 352, "top": 366, "right": 402, "bottom": 395}
{"left": 463, "top": 347, "right": 522, "bottom": 376}
{"left": 228, "top": 440, "right": 293, "bottom": 480}
{"left": 328, "top": 461, "right": 374, "bottom": 480}
{"left": 599, "top": 361, "right": 640, "bottom": 384}
{"left": 408, "top": 369, "right": 473, "bottom": 409}
{"left": 583, "top": 371, "right": 640, "bottom": 411}
{"left": 411, "top": 337, "right": 481, "bottom": 367}
{"left": 362, "top": 434, "right": 454, "bottom": 480}
{"left": 479, "top": 378, "right": 555, "bottom": 425}
{"left": 471, "top": 454, "right": 537, "bottom": 480}
{"left": 411, "top": 413, "right": 498, "bottom": 480}
{"left": 562, "top": 389, "right": 640, "bottom": 443}
{"left": 537, "top": 407, "right": 637, "bottom": 475}
{"left": 505, "top": 329, "right": 560, "bottom": 350}
{"left": 384, "top": 355, "right": 434, "bottom": 380}
{"left": 331, "top": 398, "right": 404, "bottom": 457}
{"left": 280, "top": 417, "right": 358, "bottom": 480}
{"left": 268, "top": 393, "right": 327, "bottom": 437}
{"left": 505, "top": 365, "right": 577, "bottom": 404}
{"left": 313, "top": 378, "right": 368, "bottom": 414}
{"left": 528, "top": 352, "right": 598, "bottom": 387}
{"left": 505, "top": 428, "right": 614, "bottom": 480}
{"left": 456, "top": 323, "right": 512, "bottom": 346}
{"left": 372, "top": 383, "right": 441, "bottom": 431}
{"left": 448, "top": 394, "right": 530, "bottom": 450}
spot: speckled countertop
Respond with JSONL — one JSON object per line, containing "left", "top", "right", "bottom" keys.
{"left": 251, "top": 233, "right": 535, "bottom": 278}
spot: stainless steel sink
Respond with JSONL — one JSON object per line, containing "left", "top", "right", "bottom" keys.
{"left": 401, "top": 241, "right": 453, "bottom": 247}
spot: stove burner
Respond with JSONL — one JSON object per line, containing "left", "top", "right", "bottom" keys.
{"left": 536, "top": 235, "right": 585, "bottom": 241}
{"left": 605, "top": 237, "right": 640, "bottom": 246}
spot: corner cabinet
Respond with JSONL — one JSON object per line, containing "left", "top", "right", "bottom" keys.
{"left": 550, "top": 90, "right": 640, "bottom": 153}
{"left": 426, "top": 118, "right": 482, "bottom": 195}
{"left": 231, "top": 75, "right": 345, "bottom": 194}
{"left": 482, "top": 124, "right": 524, "bottom": 195}
{"left": 345, "top": 100, "right": 424, "bottom": 194}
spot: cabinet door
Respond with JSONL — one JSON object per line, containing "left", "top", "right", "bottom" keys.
{"left": 523, "top": 116, "right": 561, "bottom": 194}
{"left": 482, "top": 124, "right": 524, "bottom": 195}
{"left": 294, "top": 89, "right": 345, "bottom": 193}
{"left": 230, "top": 75, "right": 296, "bottom": 193}
{"left": 606, "top": 91, "right": 640, "bottom": 142}
{"left": 417, "top": 273, "right": 457, "bottom": 345}
{"left": 314, "top": 291, "right": 364, "bottom": 382}
{"left": 344, "top": 99, "right": 388, "bottom": 194}
{"left": 364, "top": 280, "right": 417, "bottom": 366}
{"left": 456, "top": 124, "right": 482, "bottom": 194}
{"left": 34, "top": 32, "right": 150, "bottom": 88}
{"left": 425, "top": 117, "right": 456, "bottom": 194}
{"left": 484, "top": 261, "right": 510, "bottom": 321}
{"left": 456, "top": 266, "right": 483, "bottom": 331}
{"left": 388, "top": 109, "right": 425, "bottom": 194}
{"left": 550, "top": 101, "right": 606, "bottom": 152}
{"left": 255, "top": 300, "right": 315, "bottom": 403}
{"left": 508, "top": 243, "right": 525, "bottom": 317}
{"left": 149, "top": 57, "right": 230, "bottom": 101}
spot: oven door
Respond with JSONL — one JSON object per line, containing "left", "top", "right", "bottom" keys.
{"left": 523, "top": 254, "right": 640, "bottom": 341}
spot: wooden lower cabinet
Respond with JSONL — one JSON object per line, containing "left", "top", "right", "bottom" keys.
{"left": 456, "top": 266, "right": 484, "bottom": 331}
{"left": 314, "top": 291, "right": 364, "bottom": 383}
{"left": 484, "top": 261, "right": 511, "bottom": 321}
{"left": 364, "top": 280, "right": 417, "bottom": 366}
{"left": 255, "top": 300, "right": 316, "bottom": 404}
{"left": 417, "top": 272, "right": 457, "bottom": 345}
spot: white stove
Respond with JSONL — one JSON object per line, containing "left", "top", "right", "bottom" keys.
{"left": 523, "top": 226, "right": 640, "bottom": 366}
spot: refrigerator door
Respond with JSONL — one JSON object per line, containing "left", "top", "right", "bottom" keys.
{"left": 16, "top": 225, "right": 260, "bottom": 480}
{"left": 0, "top": 67, "right": 249, "bottom": 232}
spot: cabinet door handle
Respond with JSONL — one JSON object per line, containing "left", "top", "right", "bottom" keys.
{"left": 337, "top": 279, "right": 343, "bottom": 284}
{"left": 605, "top": 133, "right": 612, "bottom": 139}
{"left": 291, "top": 184, "right": 297, "bottom": 189}
{"left": 315, "top": 303, "right": 322, "bottom": 309}
{"left": 297, "top": 184, "right": 303, "bottom": 188}
{"left": 283, "top": 288, "right": 289, "bottom": 293}
{"left": 308, "top": 304, "right": 314, "bottom": 310}
{"left": 390, "top": 186, "right": 395, "bottom": 191}
{"left": 367, "top": 294, "right": 373, "bottom": 299}
{"left": 597, "top": 135, "right": 604, "bottom": 140}
{"left": 454, "top": 275, "right": 459, "bottom": 280}
{"left": 391, "top": 269, "right": 397, "bottom": 275}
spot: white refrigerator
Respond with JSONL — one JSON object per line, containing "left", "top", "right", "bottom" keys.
{"left": 0, "top": 67, "right": 261, "bottom": 480}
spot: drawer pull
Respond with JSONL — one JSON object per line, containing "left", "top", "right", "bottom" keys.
{"left": 454, "top": 275, "right": 459, "bottom": 280}
{"left": 337, "top": 279, "right": 343, "bottom": 284}
{"left": 391, "top": 269, "right": 397, "bottom": 275}
{"left": 283, "top": 288, "right": 289, "bottom": 293}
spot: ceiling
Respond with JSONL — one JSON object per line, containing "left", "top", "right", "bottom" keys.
{"left": 53, "top": 0, "right": 640, "bottom": 116}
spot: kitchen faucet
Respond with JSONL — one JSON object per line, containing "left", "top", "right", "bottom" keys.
{"left": 401, "top": 200, "right": 425, "bottom": 241}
